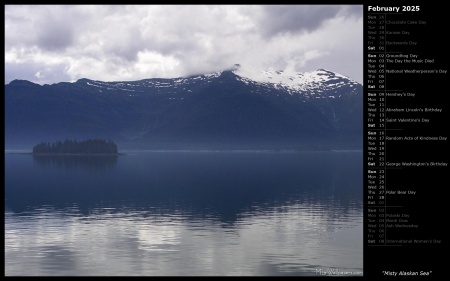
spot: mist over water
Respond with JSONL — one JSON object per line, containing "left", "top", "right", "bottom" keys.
{"left": 5, "top": 150, "right": 363, "bottom": 276}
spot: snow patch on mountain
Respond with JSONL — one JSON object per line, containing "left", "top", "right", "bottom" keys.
{"left": 232, "top": 65, "right": 359, "bottom": 93}
{"left": 73, "top": 65, "right": 361, "bottom": 98}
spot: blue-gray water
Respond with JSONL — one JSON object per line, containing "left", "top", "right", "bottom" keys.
{"left": 5, "top": 150, "right": 363, "bottom": 276}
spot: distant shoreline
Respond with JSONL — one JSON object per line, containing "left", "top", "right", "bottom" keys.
{"left": 5, "top": 150, "right": 364, "bottom": 156}
{"left": 5, "top": 149, "right": 364, "bottom": 154}
{"left": 6, "top": 152, "right": 125, "bottom": 156}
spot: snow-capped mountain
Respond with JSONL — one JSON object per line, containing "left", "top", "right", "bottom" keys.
{"left": 68, "top": 65, "right": 360, "bottom": 97}
{"left": 5, "top": 66, "right": 362, "bottom": 150}
{"left": 233, "top": 65, "right": 360, "bottom": 93}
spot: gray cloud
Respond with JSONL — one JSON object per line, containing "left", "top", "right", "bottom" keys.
{"left": 5, "top": 5, "right": 363, "bottom": 85}
{"left": 11, "top": 6, "right": 79, "bottom": 52}
{"left": 258, "top": 5, "right": 341, "bottom": 37}
{"left": 36, "top": 21, "right": 74, "bottom": 52}
{"left": 339, "top": 5, "right": 364, "bottom": 18}
{"left": 104, "top": 26, "right": 143, "bottom": 62}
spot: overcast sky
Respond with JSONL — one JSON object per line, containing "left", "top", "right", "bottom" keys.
{"left": 5, "top": 5, "right": 363, "bottom": 85}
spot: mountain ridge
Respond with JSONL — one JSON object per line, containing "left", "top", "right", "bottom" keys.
{"left": 5, "top": 67, "right": 362, "bottom": 150}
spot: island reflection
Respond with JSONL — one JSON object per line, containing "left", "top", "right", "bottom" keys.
{"left": 33, "top": 154, "right": 118, "bottom": 171}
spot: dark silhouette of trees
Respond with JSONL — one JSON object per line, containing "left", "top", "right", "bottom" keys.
{"left": 32, "top": 139, "right": 118, "bottom": 154}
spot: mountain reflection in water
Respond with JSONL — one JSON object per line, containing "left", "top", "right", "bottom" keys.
{"left": 5, "top": 151, "right": 363, "bottom": 276}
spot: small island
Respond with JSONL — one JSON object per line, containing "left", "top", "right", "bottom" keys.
{"left": 32, "top": 139, "right": 119, "bottom": 155}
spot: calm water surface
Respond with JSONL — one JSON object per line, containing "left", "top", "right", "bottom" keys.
{"left": 5, "top": 150, "right": 363, "bottom": 276}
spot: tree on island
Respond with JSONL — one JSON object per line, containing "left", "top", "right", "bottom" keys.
{"left": 32, "top": 139, "right": 118, "bottom": 155}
